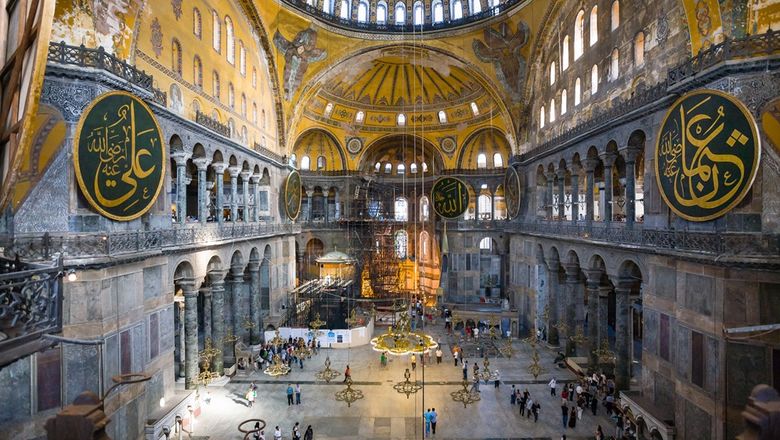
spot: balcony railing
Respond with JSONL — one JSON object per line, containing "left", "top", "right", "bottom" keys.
{"left": 2, "top": 223, "right": 300, "bottom": 262}
{"left": 0, "top": 260, "right": 62, "bottom": 367}
{"left": 47, "top": 41, "right": 167, "bottom": 106}
{"left": 283, "top": 0, "right": 522, "bottom": 33}
{"left": 253, "top": 142, "right": 286, "bottom": 164}
{"left": 196, "top": 110, "right": 231, "bottom": 138}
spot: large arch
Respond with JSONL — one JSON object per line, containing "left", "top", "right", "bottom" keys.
{"left": 292, "top": 128, "right": 347, "bottom": 171}
{"left": 457, "top": 127, "right": 512, "bottom": 170}
{"left": 359, "top": 134, "right": 445, "bottom": 174}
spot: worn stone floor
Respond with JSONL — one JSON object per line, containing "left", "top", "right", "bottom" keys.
{"left": 183, "top": 324, "right": 616, "bottom": 439}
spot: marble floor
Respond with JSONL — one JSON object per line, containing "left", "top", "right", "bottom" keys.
{"left": 183, "top": 325, "right": 616, "bottom": 440}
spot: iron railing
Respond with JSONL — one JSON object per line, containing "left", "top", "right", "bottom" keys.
{"left": 668, "top": 29, "right": 780, "bottom": 86}
{"left": 47, "top": 41, "right": 167, "bottom": 106}
{"left": 0, "top": 260, "right": 62, "bottom": 367}
{"left": 283, "top": 0, "right": 521, "bottom": 33}
{"left": 196, "top": 110, "right": 231, "bottom": 138}
{"left": 3, "top": 223, "right": 300, "bottom": 262}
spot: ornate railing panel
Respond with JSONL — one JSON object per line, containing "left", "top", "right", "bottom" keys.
{"left": 0, "top": 261, "right": 62, "bottom": 367}
{"left": 47, "top": 41, "right": 167, "bottom": 106}
{"left": 3, "top": 224, "right": 300, "bottom": 262}
{"left": 196, "top": 110, "right": 231, "bottom": 138}
{"left": 253, "top": 142, "right": 286, "bottom": 164}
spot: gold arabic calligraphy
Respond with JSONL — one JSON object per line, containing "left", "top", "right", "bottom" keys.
{"left": 433, "top": 178, "right": 467, "bottom": 218}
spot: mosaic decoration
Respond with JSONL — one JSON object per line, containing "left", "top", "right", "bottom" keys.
{"left": 431, "top": 177, "right": 469, "bottom": 219}
{"left": 441, "top": 137, "right": 457, "bottom": 154}
{"left": 284, "top": 170, "right": 303, "bottom": 221}
{"left": 73, "top": 91, "right": 165, "bottom": 221}
{"left": 150, "top": 17, "right": 162, "bottom": 58}
{"left": 346, "top": 137, "right": 362, "bottom": 154}
{"left": 761, "top": 97, "right": 780, "bottom": 156}
{"left": 274, "top": 28, "right": 327, "bottom": 101}
{"left": 504, "top": 165, "right": 521, "bottom": 219}
{"left": 472, "top": 21, "right": 529, "bottom": 101}
{"left": 171, "top": 0, "right": 182, "bottom": 20}
{"left": 655, "top": 89, "right": 760, "bottom": 221}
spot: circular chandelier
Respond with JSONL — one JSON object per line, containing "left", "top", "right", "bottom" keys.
{"left": 370, "top": 311, "right": 438, "bottom": 356}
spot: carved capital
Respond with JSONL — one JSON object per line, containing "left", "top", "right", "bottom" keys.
{"left": 240, "top": 171, "right": 252, "bottom": 181}
{"left": 207, "top": 269, "right": 228, "bottom": 285}
{"left": 171, "top": 152, "right": 191, "bottom": 167}
{"left": 582, "top": 158, "right": 600, "bottom": 173}
{"left": 193, "top": 157, "right": 210, "bottom": 171}
{"left": 211, "top": 161, "right": 228, "bottom": 174}
{"left": 600, "top": 152, "right": 618, "bottom": 167}
{"left": 228, "top": 166, "right": 242, "bottom": 178}
{"left": 622, "top": 146, "right": 642, "bottom": 164}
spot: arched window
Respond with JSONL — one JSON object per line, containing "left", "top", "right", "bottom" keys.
{"left": 252, "top": 68, "right": 257, "bottom": 88}
{"left": 394, "top": 198, "right": 409, "bottom": 221}
{"left": 358, "top": 0, "right": 369, "bottom": 22}
{"left": 574, "top": 78, "right": 581, "bottom": 105}
{"left": 212, "top": 71, "right": 220, "bottom": 99}
{"left": 478, "top": 194, "right": 492, "bottom": 219}
{"left": 493, "top": 153, "right": 503, "bottom": 168}
{"left": 394, "top": 229, "right": 408, "bottom": 258}
{"left": 193, "top": 8, "right": 202, "bottom": 39}
{"left": 574, "top": 10, "right": 585, "bottom": 60}
{"left": 375, "top": 162, "right": 381, "bottom": 172}
{"left": 420, "top": 196, "right": 430, "bottom": 220}
{"left": 432, "top": 0, "right": 443, "bottom": 23}
{"left": 471, "top": 0, "right": 481, "bottom": 14}
{"left": 477, "top": 153, "right": 487, "bottom": 169}
{"left": 241, "top": 94, "right": 247, "bottom": 116}
{"left": 225, "top": 16, "right": 235, "bottom": 64}
{"left": 540, "top": 106, "right": 545, "bottom": 128}
{"left": 413, "top": 1, "right": 423, "bottom": 25}
{"left": 470, "top": 102, "right": 479, "bottom": 116}
{"left": 549, "top": 61, "right": 556, "bottom": 85}
{"left": 452, "top": 0, "right": 463, "bottom": 20}
{"left": 397, "top": 163, "right": 406, "bottom": 174}
{"left": 171, "top": 38, "right": 182, "bottom": 75}
{"left": 634, "top": 32, "right": 645, "bottom": 67}
{"left": 561, "top": 89, "right": 568, "bottom": 115}
{"left": 169, "top": 84, "right": 183, "bottom": 113}
{"left": 479, "top": 237, "right": 492, "bottom": 250}
{"left": 410, "top": 162, "right": 418, "bottom": 173}
{"left": 339, "top": 0, "right": 350, "bottom": 19}
{"left": 591, "top": 64, "right": 599, "bottom": 94}
{"left": 397, "top": 113, "right": 406, "bottom": 126}
{"left": 355, "top": 110, "right": 365, "bottom": 123}
{"left": 301, "top": 155, "right": 311, "bottom": 170}
{"left": 241, "top": 126, "right": 248, "bottom": 143}
{"left": 610, "top": 48, "right": 619, "bottom": 80}
{"left": 385, "top": 163, "right": 392, "bottom": 173}
{"left": 317, "top": 156, "right": 326, "bottom": 170}
{"left": 562, "top": 36, "right": 570, "bottom": 71}
{"left": 262, "top": 110, "right": 266, "bottom": 128}
{"left": 193, "top": 56, "right": 203, "bottom": 87}
{"left": 290, "top": 154, "right": 297, "bottom": 167}
{"left": 212, "top": 10, "right": 221, "bottom": 52}
{"left": 420, "top": 231, "right": 429, "bottom": 260}
{"left": 395, "top": 2, "right": 406, "bottom": 24}
{"left": 377, "top": 1, "right": 388, "bottom": 23}
{"left": 421, "top": 162, "right": 428, "bottom": 172}
{"left": 590, "top": 5, "right": 598, "bottom": 46}
{"left": 611, "top": 0, "right": 620, "bottom": 31}
{"left": 228, "top": 83, "right": 235, "bottom": 108}
{"left": 227, "top": 119, "right": 235, "bottom": 137}
{"left": 252, "top": 103, "right": 258, "bottom": 124}
{"left": 549, "top": 98, "right": 556, "bottom": 122}
{"left": 239, "top": 41, "right": 246, "bottom": 75}
{"left": 324, "top": 102, "right": 334, "bottom": 117}
{"left": 438, "top": 110, "right": 447, "bottom": 124}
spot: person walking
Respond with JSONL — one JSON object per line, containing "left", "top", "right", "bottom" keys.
{"left": 286, "top": 384, "right": 294, "bottom": 406}
{"left": 435, "top": 348, "right": 442, "bottom": 364}
{"left": 494, "top": 369, "right": 501, "bottom": 388}
{"left": 532, "top": 401, "right": 540, "bottom": 422}
{"left": 303, "top": 425, "right": 313, "bottom": 440}
{"left": 252, "top": 422, "right": 263, "bottom": 440}
{"left": 590, "top": 393, "right": 598, "bottom": 415}
{"left": 423, "top": 408, "right": 432, "bottom": 437}
{"left": 525, "top": 396, "right": 534, "bottom": 419}
{"left": 561, "top": 402, "right": 569, "bottom": 428}
{"left": 616, "top": 413, "right": 624, "bottom": 438}
{"left": 295, "top": 383, "right": 302, "bottom": 405}
{"left": 292, "top": 422, "right": 301, "bottom": 440}
{"left": 453, "top": 347, "right": 459, "bottom": 366}
{"left": 519, "top": 392, "right": 527, "bottom": 416}
{"left": 549, "top": 377, "right": 557, "bottom": 396}
{"left": 471, "top": 374, "right": 481, "bottom": 393}
{"left": 246, "top": 386, "right": 256, "bottom": 407}
{"left": 568, "top": 406, "right": 577, "bottom": 429}
{"left": 411, "top": 354, "right": 417, "bottom": 371}
{"left": 430, "top": 408, "right": 438, "bottom": 435}
{"left": 462, "top": 360, "right": 468, "bottom": 380}
{"left": 380, "top": 351, "right": 387, "bottom": 367}
{"left": 273, "top": 426, "right": 282, "bottom": 440}
{"left": 595, "top": 425, "right": 604, "bottom": 440}
{"left": 510, "top": 385, "right": 517, "bottom": 405}
{"left": 568, "top": 383, "right": 575, "bottom": 401}
{"left": 344, "top": 364, "right": 351, "bottom": 382}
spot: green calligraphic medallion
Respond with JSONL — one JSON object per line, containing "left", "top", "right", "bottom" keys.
{"left": 431, "top": 177, "right": 469, "bottom": 219}
{"left": 504, "top": 165, "right": 521, "bottom": 219}
{"left": 284, "top": 170, "right": 302, "bottom": 221}
{"left": 655, "top": 89, "right": 760, "bottom": 222}
{"left": 73, "top": 91, "right": 165, "bottom": 221}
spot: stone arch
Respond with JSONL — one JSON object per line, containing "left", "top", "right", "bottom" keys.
{"left": 291, "top": 128, "right": 346, "bottom": 171}
{"left": 457, "top": 127, "right": 512, "bottom": 169}
{"left": 303, "top": 238, "right": 324, "bottom": 280}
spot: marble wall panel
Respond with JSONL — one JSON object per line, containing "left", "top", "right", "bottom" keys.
{"left": 684, "top": 398, "right": 712, "bottom": 440}
{"left": 653, "top": 265, "right": 676, "bottom": 301}
{"left": 64, "top": 343, "right": 99, "bottom": 404}
{"left": 684, "top": 273, "right": 714, "bottom": 317}
{"left": 0, "top": 357, "right": 31, "bottom": 424}
{"left": 143, "top": 265, "right": 163, "bottom": 301}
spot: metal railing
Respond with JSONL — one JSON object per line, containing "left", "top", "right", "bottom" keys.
{"left": 196, "top": 110, "right": 231, "bottom": 138}
{"left": 2, "top": 223, "right": 300, "bottom": 262}
{"left": 47, "top": 41, "right": 167, "bottom": 106}
{"left": 283, "top": 0, "right": 521, "bottom": 33}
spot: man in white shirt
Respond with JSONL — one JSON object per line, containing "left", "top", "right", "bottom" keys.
{"left": 549, "top": 377, "right": 557, "bottom": 396}
{"left": 274, "top": 426, "right": 282, "bottom": 440}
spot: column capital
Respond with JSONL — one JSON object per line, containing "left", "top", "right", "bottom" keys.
{"left": 247, "top": 258, "right": 260, "bottom": 271}
{"left": 193, "top": 157, "right": 210, "bottom": 171}
{"left": 582, "top": 158, "right": 600, "bottom": 173}
{"left": 228, "top": 166, "right": 242, "bottom": 178}
{"left": 229, "top": 264, "right": 245, "bottom": 279}
{"left": 570, "top": 163, "right": 582, "bottom": 176}
{"left": 207, "top": 268, "right": 228, "bottom": 284}
{"left": 545, "top": 258, "right": 560, "bottom": 272}
{"left": 211, "top": 161, "right": 228, "bottom": 174}
{"left": 614, "top": 276, "right": 639, "bottom": 292}
{"left": 176, "top": 277, "right": 198, "bottom": 295}
{"left": 240, "top": 170, "right": 252, "bottom": 180}
{"left": 563, "top": 263, "right": 580, "bottom": 283}
{"left": 250, "top": 173, "right": 262, "bottom": 184}
{"left": 199, "top": 286, "right": 212, "bottom": 297}
{"left": 622, "top": 146, "right": 642, "bottom": 163}
{"left": 556, "top": 168, "right": 568, "bottom": 179}
{"left": 545, "top": 171, "right": 557, "bottom": 182}
{"left": 171, "top": 152, "right": 191, "bottom": 166}
{"left": 582, "top": 268, "right": 604, "bottom": 287}
{"left": 600, "top": 152, "right": 618, "bottom": 167}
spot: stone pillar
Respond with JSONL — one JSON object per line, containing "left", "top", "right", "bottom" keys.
{"left": 250, "top": 174, "right": 261, "bottom": 222}
{"left": 201, "top": 286, "right": 212, "bottom": 342}
{"left": 172, "top": 152, "right": 191, "bottom": 224}
{"left": 614, "top": 278, "right": 634, "bottom": 391}
{"left": 248, "top": 258, "right": 263, "bottom": 344}
{"left": 212, "top": 162, "right": 227, "bottom": 224}
{"left": 229, "top": 264, "right": 248, "bottom": 346}
{"left": 208, "top": 269, "right": 228, "bottom": 374}
{"left": 583, "top": 159, "right": 598, "bottom": 226}
{"left": 570, "top": 164, "right": 580, "bottom": 222}
{"left": 583, "top": 270, "right": 602, "bottom": 366}
{"left": 545, "top": 172, "right": 555, "bottom": 220}
{"left": 306, "top": 190, "right": 315, "bottom": 222}
{"left": 178, "top": 279, "right": 199, "bottom": 389}
{"left": 601, "top": 152, "right": 618, "bottom": 224}
{"left": 546, "top": 258, "right": 561, "bottom": 346}
{"left": 240, "top": 171, "right": 251, "bottom": 222}
{"left": 176, "top": 298, "right": 185, "bottom": 379}
{"left": 556, "top": 168, "right": 566, "bottom": 221}
{"left": 563, "top": 263, "right": 582, "bottom": 356}
{"left": 228, "top": 166, "right": 241, "bottom": 223}
{"left": 624, "top": 148, "right": 641, "bottom": 227}
{"left": 194, "top": 158, "right": 209, "bottom": 223}
{"left": 598, "top": 286, "right": 610, "bottom": 352}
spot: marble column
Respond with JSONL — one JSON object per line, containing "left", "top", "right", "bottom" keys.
{"left": 563, "top": 263, "right": 581, "bottom": 356}
{"left": 556, "top": 168, "right": 566, "bottom": 221}
{"left": 212, "top": 162, "right": 227, "bottom": 224}
{"left": 598, "top": 286, "right": 611, "bottom": 352}
{"left": 200, "top": 286, "right": 212, "bottom": 342}
{"left": 228, "top": 166, "right": 241, "bottom": 223}
{"left": 250, "top": 174, "right": 261, "bottom": 222}
{"left": 178, "top": 279, "right": 199, "bottom": 390}
{"left": 624, "top": 148, "right": 641, "bottom": 227}
{"left": 306, "top": 190, "right": 315, "bottom": 222}
{"left": 583, "top": 270, "right": 602, "bottom": 366}
{"left": 172, "top": 152, "right": 191, "bottom": 224}
{"left": 546, "top": 258, "right": 561, "bottom": 346}
{"left": 229, "top": 264, "right": 248, "bottom": 346}
{"left": 208, "top": 269, "right": 228, "bottom": 374}
{"left": 248, "top": 258, "right": 263, "bottom": 344}
{"left": 614, "top": 279, "right": 634, "bottom": 391}
{"left": 176, "top": 298, "right": 185, "bottom": 379}
{"left": 601, "top": 152, "right": 618, "bottom": 224}
{"left": 240, "top": 171, "right": 251, "bottom": 222}
{"left": 570, "top": 164, "right": 580, "bottom": 222}
{"left": 194, "top": 158, "right": 210, "bottom": 223}
{"left": 583, "top": 159, "right": 598, "bottom": 226}
{"left": 545, "top": 172, "right": 555, "bottom": 220}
